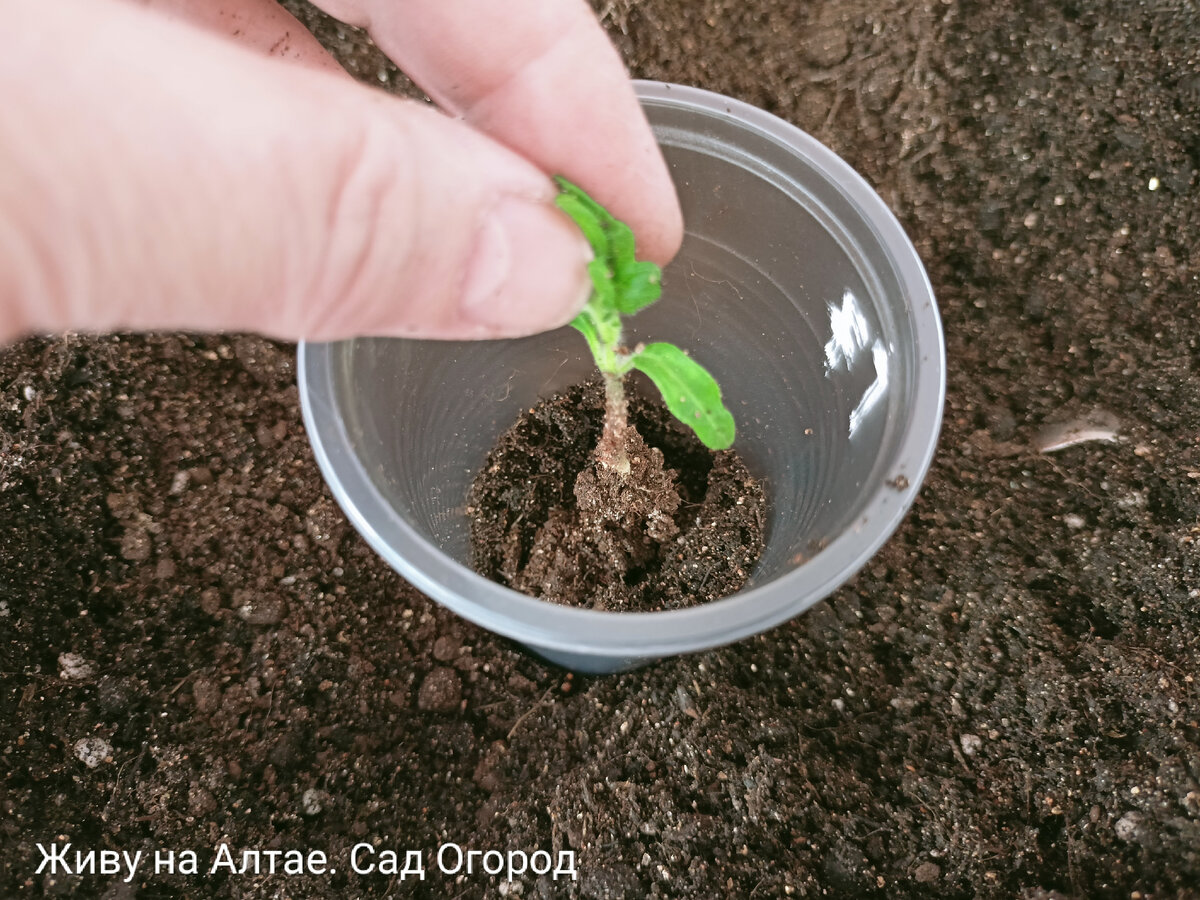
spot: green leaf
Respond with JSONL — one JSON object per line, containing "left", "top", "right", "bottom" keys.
{"left": 554, "top": 176, "right": 613, "bottom": 227}
{"left": 606, "top": 220, "right": 637, "bottom": 274}
{"left": 586, "top": 258, "right": 618, "bottom": 316}
{"left": 613, "top": 261, "right": 662, "bottom": 314}
{"left": 555, "top": 192, "right": 609, "bottom": 260}
{"left": 555, "top": 176, "right": 662, "bottom": 317}
{"left": 630, "top": 343, "right": 736, "bottom": 450}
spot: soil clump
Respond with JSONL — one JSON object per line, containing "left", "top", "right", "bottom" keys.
{"left": 468, "top": 380, "right": 765, "bottom": 611}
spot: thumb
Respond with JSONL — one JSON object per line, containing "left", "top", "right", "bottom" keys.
{"left": 1, "top": 0, "right": 593, "bottom": 344}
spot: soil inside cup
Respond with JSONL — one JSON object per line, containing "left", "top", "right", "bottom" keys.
{"left": 467, "top": 379, "right": 766, "bottom": 612}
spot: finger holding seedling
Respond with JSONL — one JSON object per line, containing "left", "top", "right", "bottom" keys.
{"left": 316, "top": 0, "right": 684, "bottom": 267}
{"left": 1, "top": 0, "right": 680, "bottom": 345}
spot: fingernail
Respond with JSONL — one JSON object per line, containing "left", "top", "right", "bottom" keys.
{"left": 460, "top": 196, "right": 592, "bottom": 336}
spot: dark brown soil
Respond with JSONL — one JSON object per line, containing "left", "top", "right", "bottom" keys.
{"left": 467, "top": 380, "right": 765, "bottom": 612}
{"left": 4, "top": 1, "right": 1200, "bottom": 898}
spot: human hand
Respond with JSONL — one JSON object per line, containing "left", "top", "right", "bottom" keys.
{"left": 0, "top": 0, "right": 683, "bottom": 343}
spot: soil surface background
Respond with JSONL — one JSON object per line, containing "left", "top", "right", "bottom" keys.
{"left": 3, "top": 1, "right": 1200, "bottom": 897}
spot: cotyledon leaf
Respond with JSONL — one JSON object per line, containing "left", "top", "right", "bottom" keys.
{"left": 629, "top": 343, "right": 736, "bottom": 450}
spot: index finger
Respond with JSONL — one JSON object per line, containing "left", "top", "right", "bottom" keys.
{"left": 311, "top": 0, "right": 683, "bottom": 265}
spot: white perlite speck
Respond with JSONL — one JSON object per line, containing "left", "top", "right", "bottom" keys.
{"left": 74, "top": 737, "right": 113, "bottom": 768}
{"left": 58, "top": 652, "right": 95, "bottom": 681}
{"left": 301, "top": 789, "right": 324, "bottom": 816}
{"left": 1115, "top": 811, "right": 1142, "bottom": 842}
{"left": 169, "top": 470, "right": 190, "bottom": 495}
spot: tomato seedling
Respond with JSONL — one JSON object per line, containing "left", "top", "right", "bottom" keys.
{"left": 555, "top": 177, "right": 735, "bottom": 473}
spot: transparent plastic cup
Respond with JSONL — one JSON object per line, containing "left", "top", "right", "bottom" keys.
{"left": 298, "top": 82, "right": 945, "bottom": 674}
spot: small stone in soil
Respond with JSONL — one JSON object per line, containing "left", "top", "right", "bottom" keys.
{"left": 1115, "top": 812, "right": 1143, "bottom": 842}
{"left": 235, "top": 592, "right": 287, "bottom": 625}
{"left": 432, "top": 634, "right": 461, "bottom": 661}
{"left": 119, "top": 528, "right": 153, "bottom": 562}
{"left": 74, "top": 737, "right": 113, "bottom": 769}
{"left": 913, "top": 862, "right": 941, "bottom": 883}
{"left": 58, "top": 652, "right": 95, "bottom": 681}
{"left": 417, "top": 667, "right": 462, "bottom": 712}
{"left": 301, "top": 788, "right": 326, "bottom": 816}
